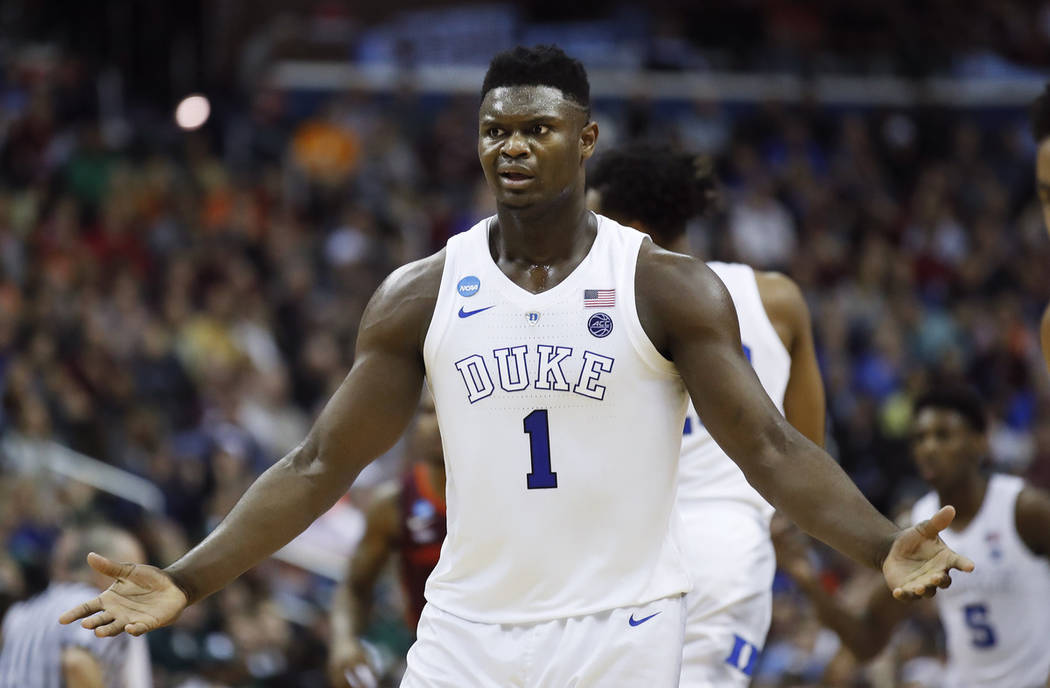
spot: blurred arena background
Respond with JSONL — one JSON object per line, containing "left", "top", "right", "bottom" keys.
{"left": 2, "top": 1, "right": 1050, "bottom": 686}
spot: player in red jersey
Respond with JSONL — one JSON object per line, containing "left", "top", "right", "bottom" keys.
{"left": 327, "top": 391, "right": 445, "bottom": 688}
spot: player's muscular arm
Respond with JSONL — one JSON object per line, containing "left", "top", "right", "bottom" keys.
{"left": 166, "top": 254, "right": 442, "bottom": 605}
{"left": 636, "top": 243, "right": 972, "bottom": 593}
{"left": 755, "top": 271, "right": 826, "bottom": 447}
{"left": 60, "top": 252, "right": 446, "bottom": 640}
{"left": 1015, "top": 486, "right": 1050, "bottom": 557}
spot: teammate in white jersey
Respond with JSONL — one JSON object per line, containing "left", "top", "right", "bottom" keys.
{"left": 588, "top": 143, "right": 826, "bottom": 686}
{"left": 774, "top": 386, "right": 1050, "bottom": 687}
{"left": 1031, "top": 86, "right": 1050, "bottom": 374}
{"left": 61, "top": 45, "right": 973, "bottom": 687}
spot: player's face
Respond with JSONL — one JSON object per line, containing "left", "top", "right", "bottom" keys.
{"left": 411, "top": 391, "right": 443, "bottom": 469}
{"left": 478, "top": 85, "right": 597, "bottom": 209}
{"left": 910, "top": 408, "right": 983, "bottom": 492}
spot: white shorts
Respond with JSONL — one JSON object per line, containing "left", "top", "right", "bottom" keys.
{"left": 401, "top": 595, "right": 686, "bottom": 687}
{"left": 678, "top": 501, "right": 775, "bottom": 687}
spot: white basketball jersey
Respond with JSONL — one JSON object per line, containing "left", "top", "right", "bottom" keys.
{"left": 911, "top": 475, "right": 1050, "bottom": 688}
{"left": 422, "top": 214, "right": 691, "bottom": 624}
{"left": 677, "top": 262, "right": 791, "bottom": 521}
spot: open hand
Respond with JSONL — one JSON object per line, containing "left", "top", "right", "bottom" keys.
{"left": 882, "top": 505, "right": 975, "bottom": 600}
{"left": 58, "top": 552, "right": 187, "bottom": 637}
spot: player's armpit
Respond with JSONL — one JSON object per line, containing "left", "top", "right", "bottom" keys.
{"left": 756, "top": 271, "right": 826, "bottom": 448}
{"left": 1015, "top": 486, "right": 1050, "bottom": 557}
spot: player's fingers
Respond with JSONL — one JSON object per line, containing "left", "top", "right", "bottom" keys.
{"left": 87, "top": 552, "right": 135, "bottom": 580}
{"left": 59, "top": 598, "right": 102, "bottom": 624}
{"left": 937, "top": 573, "right": 953, "bottom": 589}
{"left": 125, "top": 622, "right": 151, "bottom": 637}
{"left": 951, "top": 554, "right": 975, "bottom": 573}
{"left": 914, "top": 506, "right": 956, "bottom": 539}
{"left": 93, "top": 619, "right": 128, "bottom": 637}
{"left": 80, "top": 611, "right": 114, "bottom": 630}
{"left": 342, "top": 669, "right": 362, "bottom": 688}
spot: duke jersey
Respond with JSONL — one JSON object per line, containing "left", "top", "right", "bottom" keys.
{"left": 399, "top": 463, "right": 446, "bottom": 628}
{"left": 911, "top": 475, "right": 1050, "bottom": 687}
{"left": 677, "top": 262, "right": 790, "bottom": 520}
{"left": 422, "top": 214, "right": 691, "bottom": 624}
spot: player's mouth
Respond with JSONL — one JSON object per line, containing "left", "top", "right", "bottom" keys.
{"left": 498, "top": 168, "right": 535, "bottom": 189}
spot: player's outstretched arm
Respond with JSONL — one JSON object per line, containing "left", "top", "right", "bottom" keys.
{"left": 328, "top": 483, "right": 400, "bottom": 688}
{"left": 771, "top": 517, "right": 910, "bottom": 660}
{"left": 60, "top": 252, "right": 444, "bottom": 638}
{"left": 755, "top": 271, "right": 826, "bottom": 447}
{"left": 636, "top": 243, "right": 973, "bottom": 596}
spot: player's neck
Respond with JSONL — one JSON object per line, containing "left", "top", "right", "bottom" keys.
{"left": 938, "top": 474, "right": 988, "bottom": 529}
{"left": 665, "top": 235, "right": 690, "bottom": 255}
{"left": 491, "top": 193, "right": 593, "bottom": 267}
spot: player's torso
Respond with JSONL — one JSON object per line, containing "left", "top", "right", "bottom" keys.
{"left": 911, "top": 475, "right": 1050, "bottom": 687}
{"left": 398, "top": 463, "right": 446, "bottom": 628}
{"left": 677, "top": 262, "right": 791, "bottom": 522}
{"left": 422, "top": 214, "right": 691, "bottom": 623}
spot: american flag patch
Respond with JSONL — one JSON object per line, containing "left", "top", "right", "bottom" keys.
{"left": 584, "top": 289, "right": 616, "bottom": 307}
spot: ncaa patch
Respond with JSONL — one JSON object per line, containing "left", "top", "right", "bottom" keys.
{"left": 457, "top": 275, "right": 481, "bottom": 297}
{"left": 587, "top": 312, "right": 613, "bottom": 338}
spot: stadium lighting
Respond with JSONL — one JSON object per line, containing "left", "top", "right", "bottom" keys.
{"left": 174, "top": 94, "right": 210, "bottom": 130}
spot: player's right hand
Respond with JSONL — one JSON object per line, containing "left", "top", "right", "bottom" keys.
{"left": 57, "top": 552, "right": 187, "bottom": 637}
{"left": 327, "top": 638, "right": 378, "bottom": 688}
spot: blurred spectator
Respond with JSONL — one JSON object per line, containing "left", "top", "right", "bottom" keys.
{"left": 0, "top": 524, "right": 151, "bottom": 687}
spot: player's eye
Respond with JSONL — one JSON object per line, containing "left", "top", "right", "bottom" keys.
{"left": 487, "top": 127, "right": 505, "bottom": 138}
{"left": 532, "top": 124, "right": 550, "bottom": 135}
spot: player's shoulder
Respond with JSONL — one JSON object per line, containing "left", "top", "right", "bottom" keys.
{"left": 636, "top": 239, "right": 727, "bottom": 304}
{"left": 360, "top": 249, "right": 447, "bottom": 350}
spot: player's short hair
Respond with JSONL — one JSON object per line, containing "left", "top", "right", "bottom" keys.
{"left": 1031, "top": 83, "right": 1050, "bottom": 143}
{"left": 481, "top": 45, "right": 590, "bottom": 116}
{"left": 913, "top": 385, "right": 987, "bottom": 434}
{"left": 588, "top": 142, "right": 718, "bottom": 245}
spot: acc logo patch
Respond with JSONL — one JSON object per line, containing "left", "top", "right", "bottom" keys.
{"left": 587, "top": 312, "right": 613, "bottom": 338}
{"left": 457, "top": 276, "right": 481, "bottom": 297}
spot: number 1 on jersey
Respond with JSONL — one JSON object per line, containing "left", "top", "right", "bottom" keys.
{"left": 524, "top": 409, "right": 558, "bottom": 489}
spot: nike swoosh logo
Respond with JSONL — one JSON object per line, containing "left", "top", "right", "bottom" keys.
{"left": 628, "top": 611, "right": 661, "bottom": 627}
{"left": 458, "top": 305, "right": 495, "bottom": 318}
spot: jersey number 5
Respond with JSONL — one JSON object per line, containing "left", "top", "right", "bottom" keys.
{"left": 963, "top": 603, "right": 997, "bottom": 648}
{"left": 523, "top": 410, "right": 557, "bottom": 489}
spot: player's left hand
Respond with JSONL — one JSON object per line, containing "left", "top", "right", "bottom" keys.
{"left": 882, "top": 505, "right": 975, "bottom": 600}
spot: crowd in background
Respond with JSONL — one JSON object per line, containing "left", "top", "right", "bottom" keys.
{"left": 3, "top": 29, "right": 1050, "bottom": 688}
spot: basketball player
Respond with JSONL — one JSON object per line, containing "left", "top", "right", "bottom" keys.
{"left": 774, "top": 386, "right": 1050, "bottom": 687}
{"left": 327, "top": 391, "right": 446, "bottom": 688}
{"left": 588, "top": 143, "right": 825, "bottom": 686}
{"left": 1031, "top": 85, "right": 1050, "bottom": 373}
{"left": 62, "top": 46, "right": 972, "bottom": 686}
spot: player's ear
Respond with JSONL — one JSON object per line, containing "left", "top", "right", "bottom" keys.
{"left": 580, "top": 120, "right": 598, "bottom": 162}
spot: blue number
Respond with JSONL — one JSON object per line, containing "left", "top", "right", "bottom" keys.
{"left": 524, "top": 409, "right": 557, "bottom": 489}
{"left": 964, "top": 603, "right": 997, "bottom": 648}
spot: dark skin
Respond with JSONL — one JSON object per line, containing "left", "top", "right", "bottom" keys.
{"left": 60, "top": 84, "right": 972, "bottom": 639}
{"left": 587, "top": 192, "right": 826, "bottom": 448}
{"left": 774, "top": 407, "right": 1050, "bottom": 667}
